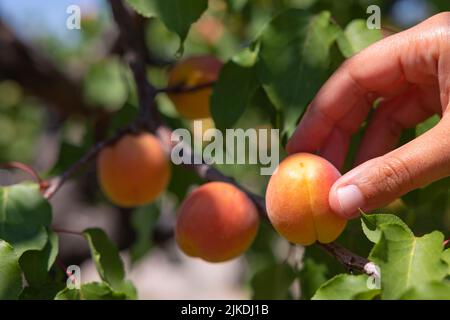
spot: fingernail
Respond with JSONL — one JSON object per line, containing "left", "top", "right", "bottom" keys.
{"left": 335, "top": 185, "right": 365, "bottom": 217}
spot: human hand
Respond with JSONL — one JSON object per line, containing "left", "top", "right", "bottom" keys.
{"left": 286, "top": 12, "right": 450, "bottom": 219}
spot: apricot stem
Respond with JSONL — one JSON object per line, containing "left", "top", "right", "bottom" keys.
{"left": 52, "top": 227, "right": 84, "bottom": 237}
{"left": 0, "top": 161, "right": 49, "bottom": 192}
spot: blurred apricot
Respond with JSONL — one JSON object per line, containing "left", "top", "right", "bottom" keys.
{"left": 176, "top": 182, "right": 259, "bottom": 262}
{"left": 168, "top": 56, "right": 222, "bottom": 119}
{"left": 97, "top": 133, "right": 170, "bottom": 207}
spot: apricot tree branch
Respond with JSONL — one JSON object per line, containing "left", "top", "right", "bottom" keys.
{"left": 0, "top": 19, "right": 94, "bottom": 117}
{"left": 108, "top": 0, "right": 160, "bottom": 129}
{"left": 155, "top": 125, "right": 267, "bottom": 214}
{"left": 317, "top": 242, "right": 370, "bottom": 273}
{"left": 107, "top": 0, "right": 372, "bottom": 276}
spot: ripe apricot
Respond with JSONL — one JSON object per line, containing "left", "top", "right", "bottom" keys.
{"left": 265, "top": 153, "right": 347, "bottom": 245}
{"left": 167, "top": 56, "right": 222, "bottom": 119}
{"left": 175, "top": 182, "right": 259, "bottom": 262}
{"left": 97, "top": 133, "right": 170, "bottom": 207}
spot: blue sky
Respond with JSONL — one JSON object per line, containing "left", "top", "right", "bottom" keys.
{"left": 391, "top": 0, "right": 431, "bottom": 26}
{"left": 0, "top": 0, "right": 105, "bottom": 41}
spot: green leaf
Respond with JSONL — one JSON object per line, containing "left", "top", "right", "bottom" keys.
{"left": 125, "top": 0, "right": 155, "bottom": 17}
{"left": 211, "top": 60, "right": 259, "bottom": 132}
{"left": 116, "top": 280, "right": 137, "bottom": 300}
{"left": 400, "top": 116, "right": 447, "bottom": 210}
{"left": 400, "top": 281, "right": 450, "bottom": 300}
{"left": 50, "top": 123, "right": 94, "bottom": 176}
{"left": 0, "top": 183, "right": 52, "bottom": 256}
{"left": 107, "top": 103, "right": 138, "bottom": 135}
{"left": 225, "top": 0, "right": 248, "bottom": 12}
{"left": 402, "top": 176, "right": 450, "bottom": 209}
{"left": 337, "top": 19, "right": 382, "bottom": 57}
{"left": 370, "top": 225, "right": 448, "bottom": 299}
{"left": 167, "top": 164, "right": 202, "bottom": 201}
{"left": 250, "top": 87, "right": 282, "bottom": 130}
{"left": 50, "top": 141, "right": 88, "bottom": 175}
{"left": 0, "top": 240, "right": 22, "bottom": 299}
{"left": 83, "top": 228, "right": 125, "bottom": 288}
{"left": 416, "top": 115, "right": 439, "bottom": 135}
{"left": 250, "top": 263, "right": 296, "bottom": 299}
{"left": 312, "top": 274, "right": 379, "bottom": 300}
{"left": 19, "top": 231, "right": 58, "bottom": 287}
{"left": 257, "top": 10, "right": 339, "bottom": 136}
{"left": 19, "top": 282, "right": 65, "bottom": 300}
{"left": 54, "top": 288, "right": 81, "bottom": 300}
{"left": 55, "top": 282, "right": 135, "bottom": 300}
{"left": 361, "top": 213, "right": 413, "bottom": 243}
{"left": 2, "top": 226, "right": 48, "bottom": 258}
{"left": 130, "top": 203, "right": 160, "bottom": 263}
{"left": 80, "top": 282, "right": 128, "bottom": 300}
{"left": 126, "top": 0, "right": 208, "bottom": 50}
{"left": 0, "top": 80, "right": 23, "bottom": 108}
{"left": 299, "top": 258, "right": 328, "bottom": 300}
{"left": 232, "top": 44, "right": 260, "bottom": 67}
{"left": 0, "top": 183, "right": 51, "bottom": 227}
{"left": 442, "top": 249, "right": 450, "bottom": 275}
{"left": 83, "top": 58, "right": 128, "bottom": 110}
{"left": 45, "top": 231, "right": 59, "bottom": 269}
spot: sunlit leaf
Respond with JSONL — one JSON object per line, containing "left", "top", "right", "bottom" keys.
{"left": 0, "top": 240, "right": 22, "bottom": 299}
{"left": 257, "top": 10, "right": 339, "bottom": 136}
{"left": 442, "top": 248, "right": 450, "bottom": 275}
{"left": 312, "top": 274, "right": 379, "bottom": 300}
{"left": 80, "top": 282, "right": 128, "bottom": 300}
{"left": 361, "top": 213, "right": 412, "bottom": 243}
{"left": 400, "top": 281, "right": 450, "bottom": 300}
{"left": 83, "top": 228, "right": 125, "bottom": 288}
{"left": 369, "top": 224, "right": 447, "bottom": 299}
{"left": 83, "top": 58, "right": 128, "bottom": 110}
{"left": 126, "top": 0, "right": 208, "bottom": 51}
{"left": 337, "top": 19, "right": 382, "bottom": 57}
{"left": 0, "top": 183, "right": 51, "bottom": 256}
{"left": 54, "top": 288, "right": 81, "bottom": 300}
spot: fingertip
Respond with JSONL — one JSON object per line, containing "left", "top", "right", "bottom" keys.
{"left": 329, "top": 182, "right": 364, "bottom": 219}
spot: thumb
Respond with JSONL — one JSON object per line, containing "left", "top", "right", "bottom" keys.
{"left": 329, "top": 115, "right": 450, "bottom": 219}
